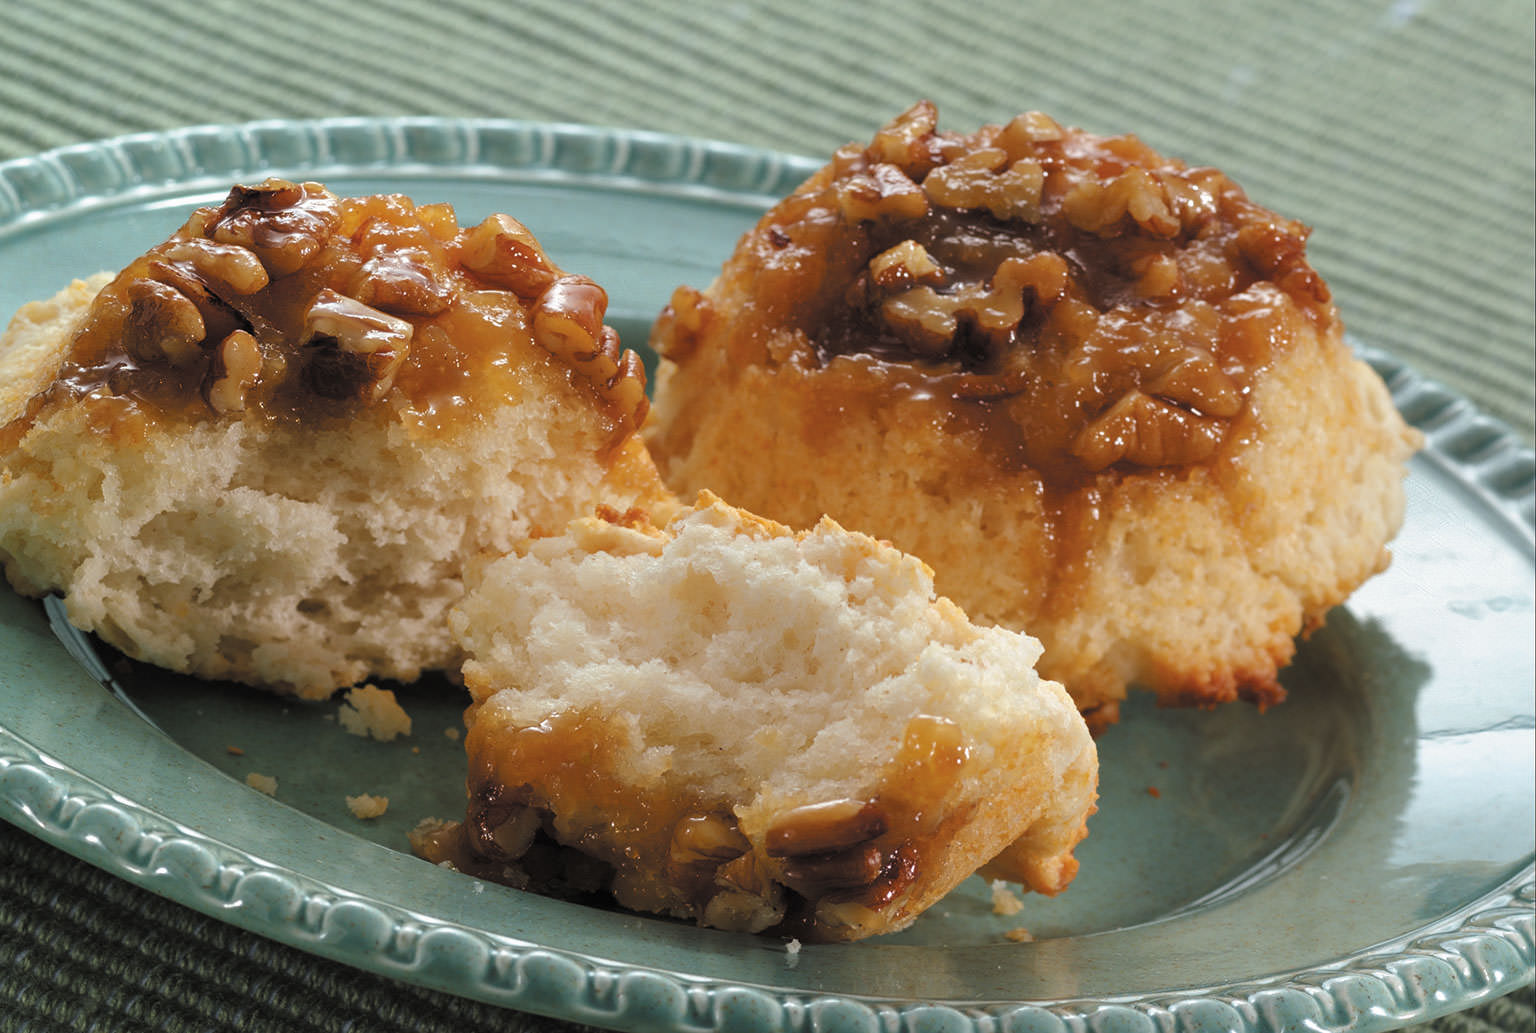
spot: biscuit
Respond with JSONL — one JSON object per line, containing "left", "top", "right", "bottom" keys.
{"left": 645, "top": 102, "right": 1421, "bottom": 728}
{"left": 417, "top": 492, "right": 1097, "bottom": 941}
{"left": 0, "top": 180, "right": 670, "bottom": 698}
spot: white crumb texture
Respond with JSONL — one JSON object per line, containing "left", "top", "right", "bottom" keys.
{"left": 454, "top": 497, "right": 1090, "bottom": 837}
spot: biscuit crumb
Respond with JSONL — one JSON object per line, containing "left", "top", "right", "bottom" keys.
{"left": 990, "top": 879, "right": 1025, "bottom": 916}
{"left": 784, "top": 938, "right": 802, "bottom": 968}
{"left": 345, "top": 793, "right": 389, "bottom": 819}
{"left": 226, "top": 745, "right": 244, "bottom": 756}
{"left": 1005, "top": 927, "right": 1034, "bottom": 943}
{"left": 245, "top": 773, "right": 277, "bottom": 796}
{"left": 337, "top": 684, "right": 412, "bottom": 741}
{"left": 444, "top": 726, "right": 461, "bottom": 741}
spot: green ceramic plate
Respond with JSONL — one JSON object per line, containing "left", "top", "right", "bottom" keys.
{"left": 0, "top": 120, "right": 1530, "bottom": 1033}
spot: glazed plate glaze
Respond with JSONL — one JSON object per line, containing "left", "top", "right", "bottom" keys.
{"left": 0, "top": 121, "right": 1531, "bottom": 1033}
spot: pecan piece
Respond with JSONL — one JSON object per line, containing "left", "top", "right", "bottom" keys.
{"left": 868, "top": 240, "right": 943, "bottom": 291}
{"left": 1063, "top": 166, "right": 1179, "bottom": 238}
{"left": 836, "top": 163, "right": 929, "bottom": 223}
{"left": 868, "top": 100, "right": 938, "bottom": 171}
{"left": 352, "top": 250, "right": 456, "bottom": 315}
{"left": 1073, "top": 389, "right": 1228, "bottom": 470}
{"left": 121, "top": 278, "right": 205, "bottom": 365}
{"left": 923, "top": 147, "right": 1045, "bottom": 222}
{"left": 203, "top": 330, "right": 262, "bottom": 414}
{"left": 162, "top": 239, "right": 270, "bottom": 296}
{"left": 779, "top": 843, "right": 884, "bottom": 895}
{"left": 460, "top": 213, "right": 559, "bottom": 298}
{"left": 204, "top": 179, "right": 339, "bottom": 277}
{"left": 532, "top": 276, "right": 607, "bottom": 363}
{"left": 301, "top": 288, "right": 413, "bottom": 401}
{"left": 669, "top": 812, "right": 750, "bottom": 866}
{"left": 766, "top": 799, "right": 886, "bottom": 858}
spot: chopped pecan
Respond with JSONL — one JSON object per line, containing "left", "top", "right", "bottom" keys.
{"left": 766, "top": 799, "right": 886, "bottom": 857}
{"left": 1063, "top": 166, "right": 1179, "bottom": 238}
{"left": 460, "top": 213, "right": 559, "bottom": 298}
{"left": 923, "top": 148, "right": 1045, "bottom": 222}
{"left": 203, "top": 179, "right": 339, "bottom": 277}
{"left": 532, "top": 276, "right": 607, "bottom": 362}
{"left": 868, "top": 240, "right": 943, "bottom": 291}
{"left": 779, "top": 843, "right": 884, "bottom": 896}
{"left": 1072, "top": 389, "right": 1228, "bottom": 470}
{"left": 352, "top": 250, "right": 456, "bottom": 315}
{"left": 868, "top": 100, "right": 938, "bottom": 171}
{"left": 162, "top": 239, "right": 270, "bottom": 296}
{"left": 669, "top": 812, "right": 750, "bottom": 866}
{"left": 121, "top": 279, "right": 205, "bottom": 365}
{"left": 301, "top": 288, "right": 412, "bottom": 401}
{"left": 1144, "top": 351, "right": 1243, "bottom": 418}
{"left": 203, "top": 330, "right": 262, "bottom": 414}
{"left": 835, "top": 163, "right": 929, "bottom": 224}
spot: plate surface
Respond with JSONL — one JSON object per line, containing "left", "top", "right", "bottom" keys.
{"left": 0, "top": 120, "right": 1531, "bottom": 1033}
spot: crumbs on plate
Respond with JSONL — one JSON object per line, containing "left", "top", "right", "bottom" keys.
{"left": 337, "top": 684, "right": 413, "bottom": 742}
{"left": 345, "top": 793, "right": 389, "bottom": 819}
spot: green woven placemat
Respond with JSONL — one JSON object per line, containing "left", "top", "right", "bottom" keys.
{"left": 0, "top": 1, "right": 1530, "bottom": 1030}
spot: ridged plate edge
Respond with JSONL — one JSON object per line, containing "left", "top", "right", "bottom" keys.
{"left": 0, "top": 120, "right": 1531, "bottom": 1033}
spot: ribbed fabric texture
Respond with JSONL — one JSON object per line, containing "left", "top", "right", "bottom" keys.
{"left": 0, "top": 1, "right": 1530, "bottom": 1030}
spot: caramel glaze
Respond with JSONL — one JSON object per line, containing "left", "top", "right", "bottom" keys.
{"left": 9, "top": 179, "right": 648, "bottom": 449}
{"left": 417, "top": 707, "right": 980, "bottom": 940}
{"left": 709, "top": 103, "right": 1335, "bottom": 490}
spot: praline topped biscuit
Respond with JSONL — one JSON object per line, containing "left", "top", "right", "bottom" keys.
{"left": 0, "top": 179, "right": 669, "bottom": 697}
{"left": 646, "top": 102, "right": 1420, "bottom": 727}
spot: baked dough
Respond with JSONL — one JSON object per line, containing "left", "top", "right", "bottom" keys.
{"left": 0, "top": 180, "right": 669, "bottom": 698}
{"left": 645, "top": 102, "right": 1421, "bottom": 728}
{"left": 417, "top": 492, "right": 1097, "bottom": 941}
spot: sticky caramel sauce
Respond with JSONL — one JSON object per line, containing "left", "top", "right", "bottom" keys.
{"left": 9, "top": 181, "right": 640, "bottom": 447}
{"left": 458, "top": 707, "right": 735, "bottom": 920}
{"left": 731, "top": 112, "right": 1334, "bottom": 491}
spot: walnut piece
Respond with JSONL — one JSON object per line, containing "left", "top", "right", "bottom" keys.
{"left": 203, "top": 330, "right": 262, "bottom": 414}
{"left": 203, "top": 179, "right": 339, "bottom": 276}
{"left": 301, "top": 288, "right": 413, "bottom": 401}
{"left": 766, "top": 799, "right": 886, "bottom": 857}
{"left": 121, "top": 279, "right": 205, "bottom": 365}
{"left": 460, "top": 213, "right": 559, "bottom": 298}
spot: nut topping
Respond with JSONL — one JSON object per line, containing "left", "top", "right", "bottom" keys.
{"left": 1072, "top": 389, "right": 1227, "bottom": 470}
{"left": 765, "top": 798, "right": 886, "bottom": 857}
{"left": 121, "top": 279, "right": 205, "bottom": 366}
{"left": 779, "top": 843, "right": 884, "bottom": 894}
{"left": 301, "top": 289, "right": 412, "bottom": 400}
{"left": 714, "top": 102, "right": 1337, "bottom": 482}
{"left": 460, "top": 213, "right": 559, "bottom": 298}
{"left": 835, "top": 164, "right": 928, "bottom": 223}
{"left": 204, "top": 179, "right": 339, "bottom": 276}
{"left": 162, "top": 239, "right": 271, "bottom": 296}
{"left": 203, "top": 330, "right": 262, "bottom": 414}
{"left": 47, "top": 179, "right": 650, "bottom": 449}
{"left": 923, "top": 148, "right": 1045, "bottom": 222}
{"left": 669, "top": 812, "right": 750, "bottom": 865}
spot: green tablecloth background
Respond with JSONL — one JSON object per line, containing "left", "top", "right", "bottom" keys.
{"left": 0, "top": 1, "right": 1530, "bottom": 1030}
